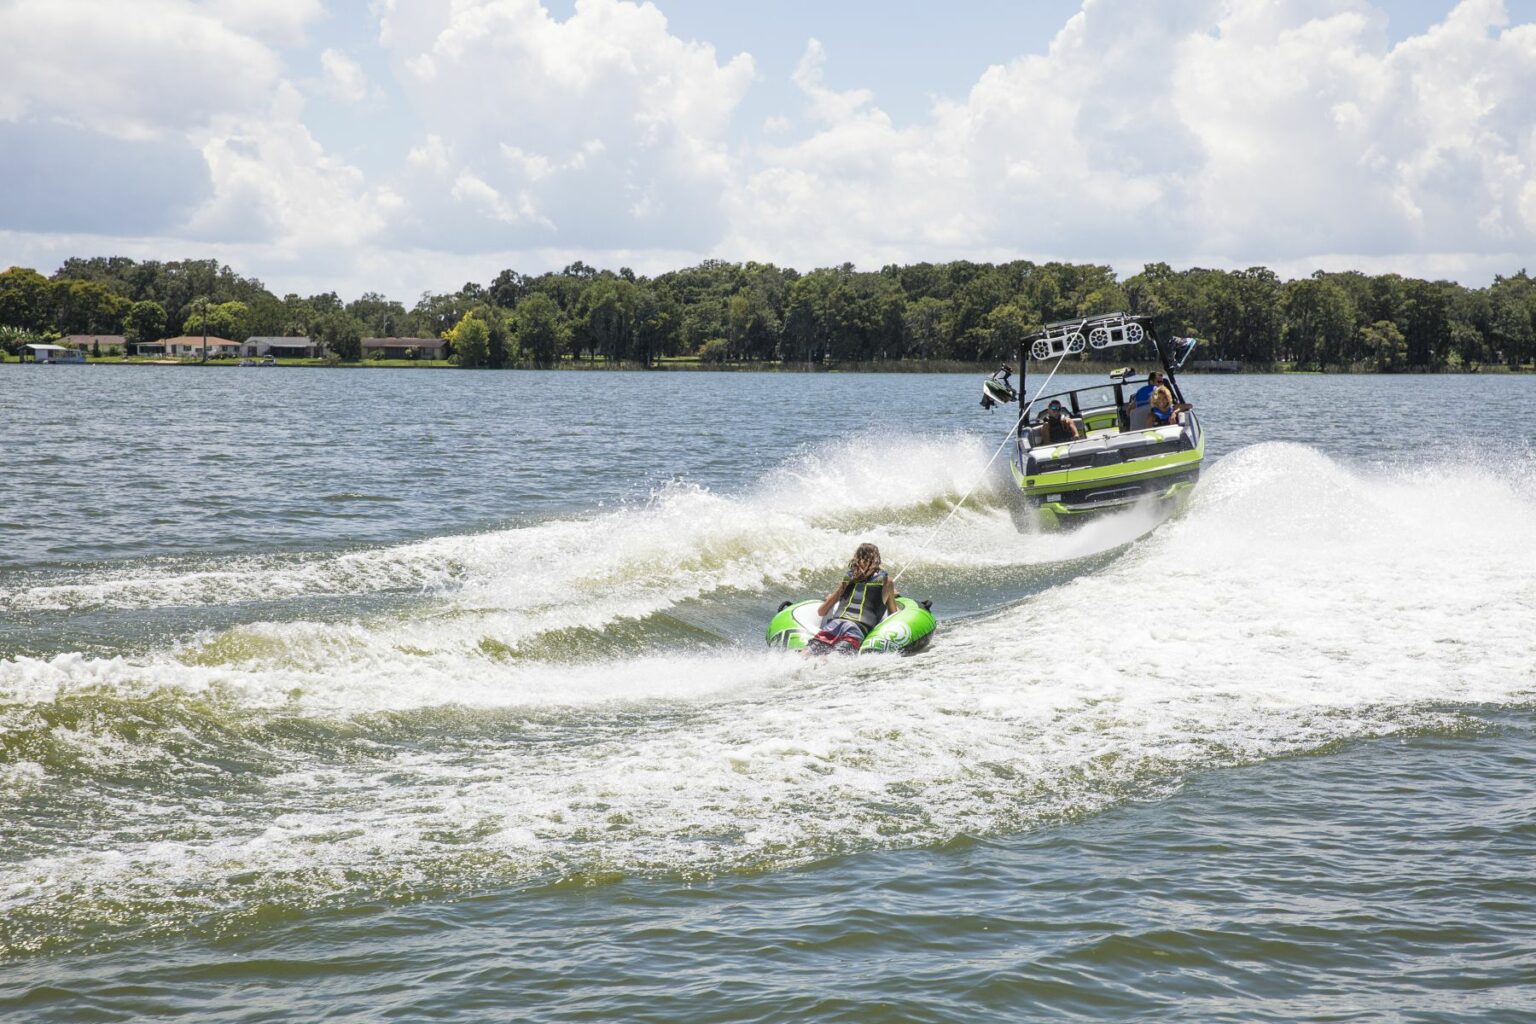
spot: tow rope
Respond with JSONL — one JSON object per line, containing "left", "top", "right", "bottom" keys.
{"left": 890, "top": 344, "right": 1072, "bottom": 585}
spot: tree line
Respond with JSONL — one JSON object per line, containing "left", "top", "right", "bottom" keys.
{"left": 1, "top": 255, "right": 1532, "bottom": 370}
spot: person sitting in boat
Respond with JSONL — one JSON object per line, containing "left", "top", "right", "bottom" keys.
{"left": 811, "top": 542, "right": 899, "bottom": 653}
{"left": 1147, "top": 377, "right": 1192, "bottom": 428}
{"left": 1040, "top": 399, "right": 1079, "bottom": 442}
{"left": 1125, "top": 369, "right": 1159, "bottom": 426}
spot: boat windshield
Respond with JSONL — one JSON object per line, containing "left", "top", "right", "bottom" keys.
{"left": 1033, "top": 384, "right": 1119, "bottom": 418}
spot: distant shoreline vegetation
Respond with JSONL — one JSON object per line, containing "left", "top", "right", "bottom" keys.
{"left": 1, "top": 257, "right": 1533, "bottom": 373}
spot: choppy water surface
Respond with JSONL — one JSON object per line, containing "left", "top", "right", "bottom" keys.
{"left": 1, "top": 365, "right": 1533, "bottom": 1021}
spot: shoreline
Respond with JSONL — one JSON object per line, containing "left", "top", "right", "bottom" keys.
{"left": 4, "top": 356, "right": 1530, "bottom": 375}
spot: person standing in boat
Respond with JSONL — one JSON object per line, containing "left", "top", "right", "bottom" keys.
{"left": 811, "top": 543, "right": 900, "bottom": 653}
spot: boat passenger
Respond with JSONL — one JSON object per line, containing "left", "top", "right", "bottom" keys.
{"left": 1125, "top": 370, "right": 1160, "bottom": 427}
{"left": 1148, "top": 378, "right": 1192, "bottom": 427}
{"left": 812, "top": 542, "right": 899, "bottom": 653}
{"left": 1040, "top": 399, "right": 1079, "bottom": 442}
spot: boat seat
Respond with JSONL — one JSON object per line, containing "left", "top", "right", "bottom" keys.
{"left": 1109, "top": 424, "right": 1185, "bottom": 452}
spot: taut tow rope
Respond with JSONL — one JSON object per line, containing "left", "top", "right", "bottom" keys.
{"left": 889, "top": 345, "right": 1072, "bottom": 585}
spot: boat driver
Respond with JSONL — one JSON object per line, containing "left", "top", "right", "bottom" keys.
{"left": 1040, "top": 399, "right": 1079, "bottom": 443}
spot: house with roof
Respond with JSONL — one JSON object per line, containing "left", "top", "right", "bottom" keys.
{"left": 244, "top": 336, "right": 321, "bottom": 358}
{"left": 62, "top": 334, "right": 126, "bottom": 355}
{"left": 158, "top": 335, "right": 242, "bottom": 358}
{"left": 362, "top": 336, "right": 448, "bottom": 360}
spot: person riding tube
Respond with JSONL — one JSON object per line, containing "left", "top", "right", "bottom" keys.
{"left": 811, "top": 542, "right": 899, "bottom": 653}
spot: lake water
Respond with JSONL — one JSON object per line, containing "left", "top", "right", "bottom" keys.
{"left": 2, "top": 365, "right": 1533, "bottom": 1022}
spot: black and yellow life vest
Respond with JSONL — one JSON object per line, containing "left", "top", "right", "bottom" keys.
{"left": 833, "top": 570, "right": 889, "bottom": 629}
{"left": 1043, "top": 408, "right": 1074, "bottom": 442}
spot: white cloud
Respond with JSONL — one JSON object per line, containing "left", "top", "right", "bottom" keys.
{"left": 320, "top": 48, "right": 371, "bottom": 103}
{"left": 450, "top": 170, "right": 553, "bottom": 229}
{"left": 407, "top": 133, "right": 451, "bottom": 174}
{"left": 0, "top": 0, "right": 385, "bottom": 251}
{"left": 188, "top": 83, "right": 393, "bottom": 247}
{"left": 377, "top": 0, "right": 755, "bottom": 251}
{"left": 721, "top": 0, "right": 1536, "bottom": 279}
{"left": 0, "top": 0, "right": 280, "bottom": 139}
{"left": 792, "top": 38, "right": 875, "bottom": 124}
{"left": 200, "top": 0, "right": 327, "bottom": 47}
{"left": 5, "top": 0, "right": 1536, "bottom": 290}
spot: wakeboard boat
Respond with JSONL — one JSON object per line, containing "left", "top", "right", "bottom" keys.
{"left": 992, "top": 312, "right": 1205, "bottom": 529}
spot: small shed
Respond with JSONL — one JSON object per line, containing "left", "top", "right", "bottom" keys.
{"left": 23, "top": 343, "right": 85, "bottom": 363}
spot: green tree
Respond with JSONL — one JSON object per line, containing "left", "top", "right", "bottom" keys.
{"left": 313, "top": 311, "right": 364, "bottom": 361}
{"left": 1282, "top": 276, "right": 1354, "bottom": 369}
{"left": 1233, "top": 267, "right": 1283, "bottom": 364}
{"left": 123, "top": 300, "right": 167, "bottom": 346}
{"left": 874, "top": 288, "right": 906, "bottom": 360}
{"left": 413, "top": 288, "right": 476, "bottom": 340}
{"left": 512, "top": 292, "right": 566, "bottom": 368}
{"left": 1449, "top": 321, "right": 1486, "bottom": 370}
{"left": 346, "top": 292, "right": 409, "bottom": 337}
{"left": 1487, "top": 274, "right": 1534, "bottom": 368}
{"left": 903, "top": 296, "right": 951, "bottom": 359}
{"left": 447, "top": 312, "right": 491, "bottom": 368}
{"left": 727, "top": 287, "right": 778, "bottom": 361}
{"left": 578, "top": 277, "right": 637, "bottom": 363}
{"left": 184, "top": 300, "right": 250, "bottom": 340}
{"left": 53, "top": 279, "right": 129, "bottom": 334}
{"left": 1401, "top": 279, "right": 1453, "bottom": 368}
{"left": 985, "top": 302, "right": 1034, "bottom": 363}
{"left": 489, "top": 269, "right": 530, "bottom": 309}
{"left": 779, "top": 282, "right": 822, "bottom": 364}
{"left": 244, "top": 292, "right": 288, "bottom": 338}
{"left": 1361, "top": 319, "right": 1407, "bottom": 372}
{"left": 631, "top": 287, "right": 673, "bottom": 366}
{"left": 0, "top": 325, "right": 37, "bottom": 356}
{"left": 483, "top": 307, "right": 516, "bottom": 367}
{"left": 0, "top": 267, "right": 55, "bottom": 332}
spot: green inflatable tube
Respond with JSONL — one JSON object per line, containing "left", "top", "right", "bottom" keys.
{"left": 766, "top": 596, "right": 936, "bottom": 655}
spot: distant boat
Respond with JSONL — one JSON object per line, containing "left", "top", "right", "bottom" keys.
{"left": 24, "top": 343, "right": 86, "bottom": 364}
{"left": 238, "top": 356, "right": 278, "bottom": 367}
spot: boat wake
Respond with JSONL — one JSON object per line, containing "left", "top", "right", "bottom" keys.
{"left": 1, "top": 438, "right": 1532, "bottom": 955}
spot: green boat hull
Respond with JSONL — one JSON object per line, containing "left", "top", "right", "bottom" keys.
{"left": 1011, "top": 426, "right": 1205, "bottom": 529}
{"left": 993, "top": 313, "right": 1209, "bottom": 531}
{"left": 766, "top": 596, "right": 936, "bottom": 655}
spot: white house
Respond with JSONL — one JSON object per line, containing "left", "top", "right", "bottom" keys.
{"left": 62, "top": 334, "right": 126, "bottom": 354}
{"left": 163, "top": 335, "right": 241, "bottom": 357}
{"left": 244, "top": 336, "right": 320, "bottom": 358}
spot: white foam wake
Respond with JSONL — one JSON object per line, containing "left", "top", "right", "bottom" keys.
{"left": 3, "top": 442, "right": 1535, "bottom": 952}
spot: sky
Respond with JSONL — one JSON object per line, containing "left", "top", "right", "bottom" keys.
{"left": 1, "top": 0, "right": 1534, "bottom": 299}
